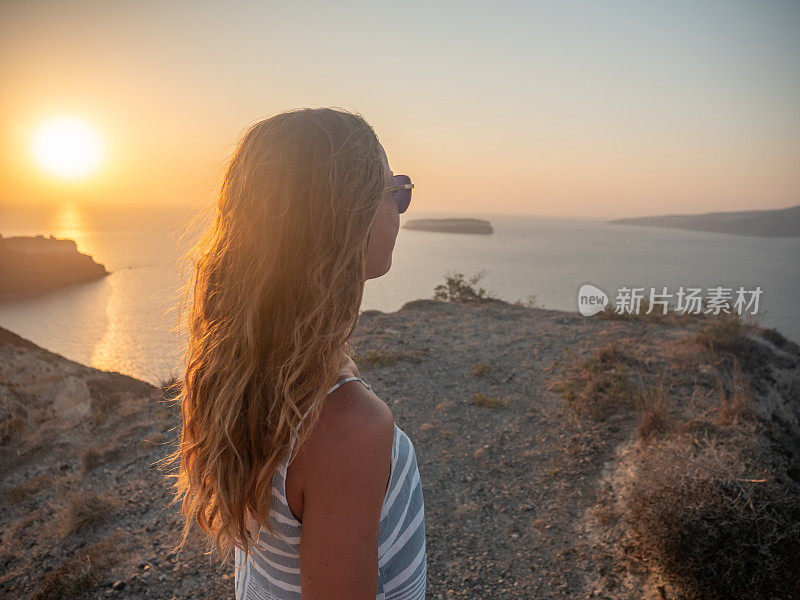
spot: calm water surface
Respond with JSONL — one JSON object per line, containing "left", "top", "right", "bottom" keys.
{"left": 1, "top": 204, "right": 798, "bottom": 385}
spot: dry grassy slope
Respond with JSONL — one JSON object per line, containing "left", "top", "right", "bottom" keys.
{"left": 1, "top": 298, "right": 798, "bottom": 600}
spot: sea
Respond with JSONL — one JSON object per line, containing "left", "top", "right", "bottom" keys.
{"left": 1, "top": 203, "right": 798, "bottom": 386}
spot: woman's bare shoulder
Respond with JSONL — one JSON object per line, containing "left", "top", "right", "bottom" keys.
{"left": 291, "top": 380, "right": 394, "bottom": 489}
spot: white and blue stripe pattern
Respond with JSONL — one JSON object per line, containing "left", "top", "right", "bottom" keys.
{"left": 235, "top": 376, "right": 427, "bottom": 599}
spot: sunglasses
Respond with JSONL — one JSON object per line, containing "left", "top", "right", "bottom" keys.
{"left": 385, "top": 174, "right": 414, "bottom": 214}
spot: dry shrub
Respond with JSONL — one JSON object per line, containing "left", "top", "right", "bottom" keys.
{"left": 157, "top": 374, "right": 183, "bottom": 400}
{"left": 626, "top": 434, "right": 800, "bottom": 600}
{"left": 663, "top": 335, "right": 708, "bottom": 372}
{"left": 58, "top": 491, "right": 116, "bottom": 536}
{"left": 32, "top": 532, "right": 122, "bottom": 600}
{"left": 433, "top": 270, "right": 492, "bottom": 303}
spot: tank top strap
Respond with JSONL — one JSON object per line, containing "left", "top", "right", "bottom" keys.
{"left": 327, "top": 375, "right": 372, "bottom": 395}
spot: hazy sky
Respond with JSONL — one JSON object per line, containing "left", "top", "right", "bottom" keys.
{"left": 1, "top": 0, "right": 798, "bottom": 218}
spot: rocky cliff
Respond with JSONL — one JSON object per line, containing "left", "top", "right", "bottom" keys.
{"left": 0, "top": 234, "right": 109, "bottom": 301}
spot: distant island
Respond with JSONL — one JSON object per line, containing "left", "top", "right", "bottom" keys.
{"left": 608, "top": 204, "right": 800, "bottom": 237}
{"left": 403, "top": 218, "right": 493, "bottom": 234}
{"left": 0, "top": 234, "right": 109, "bottom": 301}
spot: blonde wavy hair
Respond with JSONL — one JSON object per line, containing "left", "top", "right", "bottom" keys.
{"left": 158, "top": 107, "right": 387, "bottom": 566}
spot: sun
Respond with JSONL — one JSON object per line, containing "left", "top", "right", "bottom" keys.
{"left": 31, "top": 117, "right": 105, "bottom": 179}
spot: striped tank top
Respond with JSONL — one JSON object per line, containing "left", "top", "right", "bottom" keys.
{"left": 234, "top": 376, "right": 427, "bottom": 599}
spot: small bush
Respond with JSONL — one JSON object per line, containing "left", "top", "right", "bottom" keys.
{"left": 434, "top": 271, "right": 492, "bottom": 303}
{"left": 627, "top": 440, "right": 800, "bottom": 600}
{"left": 471, "top": 363, "right": 490, "bottom": 377}
{"left": 157, "top": 374, "right": 183, "bottom": 400}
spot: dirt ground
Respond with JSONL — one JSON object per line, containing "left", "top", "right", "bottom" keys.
{"left": 1, "top": 298, "right": 798, "bottom": 599}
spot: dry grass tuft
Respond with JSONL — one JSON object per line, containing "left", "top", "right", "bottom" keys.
{"left": 548, "top": 343, "right": 637, "bottom": 421}
{"left": 472, "top": 393, "right": 509, "bottom": 409}
{"left": 80, "top": 446, "right": 103, "bottom": 472}
{"left": 1, "top": 396, "right": 30, "bottom": 445}
{"left": 596, "top": 298, "right": 713, "bottom": 326}
{"left": 714, "top": 357, "right": 757, "bottom": 426}
{"left": 32, "top": 533, "right": 122, "bottom": 600}
{"left": 471, "top": 363, "right": 490, "bottom": 377}
{"left": 58, "top": 491, "right": 117, "bottom": 536}
{"left": 694, "top": 313, "right": 747, "bottom": 353}
{"left": 635, "top": 380, "right": 671, "bottom": 443}
{"left": 5, "top": 474, "right": 48, "bottom": 504}
{"left": 89, "top": 393, "right": 116, "bottom": 427}
{"left": 80, "top": 443, "right": 123, "bottom": 472}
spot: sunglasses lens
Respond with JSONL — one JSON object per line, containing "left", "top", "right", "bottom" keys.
{"left": 393, "top": 174, "right": 412, "bottom": 214}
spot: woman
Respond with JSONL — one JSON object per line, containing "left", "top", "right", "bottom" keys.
{"left": 163, "top": 107, "right": 427, "bottom": 599}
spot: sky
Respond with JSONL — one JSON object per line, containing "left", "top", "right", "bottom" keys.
{"left": 1, "top": 0, "right": 798, "bottom": 218}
